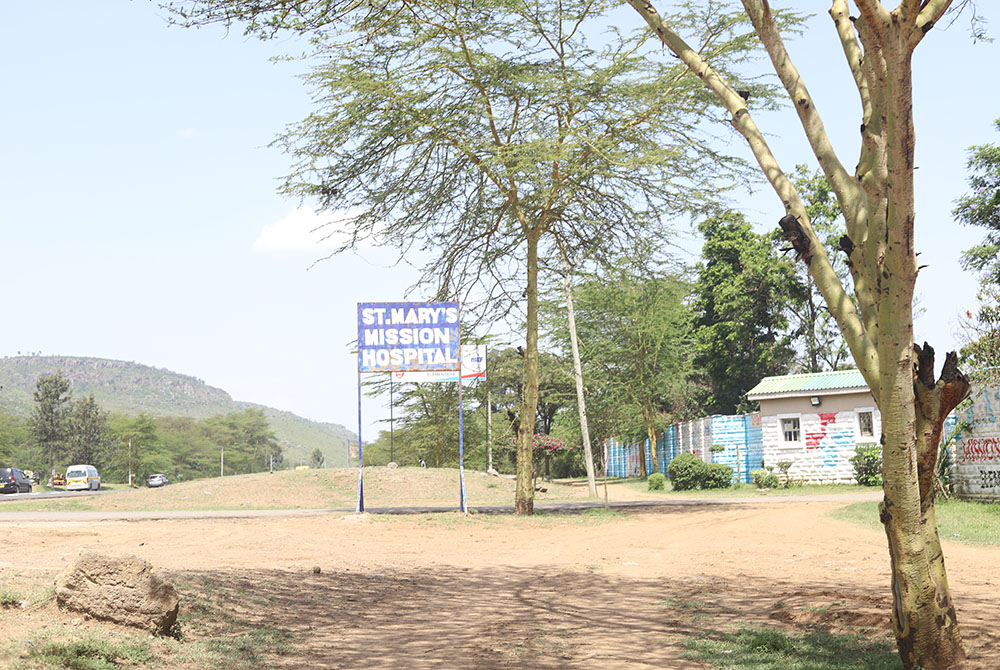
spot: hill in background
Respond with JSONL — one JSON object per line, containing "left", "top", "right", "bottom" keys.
{"left": 0, "top": 355, "right": 355, "bottom": 468}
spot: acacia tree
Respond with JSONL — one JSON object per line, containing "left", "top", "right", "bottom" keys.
{"left": 624, "top": 1, "right": 972, "bottom": 667}
{"left": 546, "top": 268, "right": 698, "bottom": 476}
{"left": 168, "top": 0, "right": 774, "bottom": 514}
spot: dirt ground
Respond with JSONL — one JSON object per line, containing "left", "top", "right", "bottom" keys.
{"left": 1, "top": 499, "right": 998, "bottom": 668}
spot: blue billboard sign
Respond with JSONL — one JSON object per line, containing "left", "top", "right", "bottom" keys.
{"left": 357, "top": 301, "right": 461, "bottom": 372}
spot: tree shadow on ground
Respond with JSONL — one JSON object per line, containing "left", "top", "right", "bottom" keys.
{"left": 170, "top": 567, "right": 1000, "bottom": 670}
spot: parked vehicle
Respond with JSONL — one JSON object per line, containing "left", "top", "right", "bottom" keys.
{"left": 51, "top": 472, "right": 65, "bottom": 487}
{"left": 65, "top": 465, "right": 101, "bottom": 491}
{"left": 0, "top": 468, "right": 33, "bottom": 494}
{"left": 147, "top": 474, "right": 169, "bottom": 487}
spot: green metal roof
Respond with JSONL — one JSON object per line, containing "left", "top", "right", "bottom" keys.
{"left": 746, "top": 369, "right": 868, "bottom": 398}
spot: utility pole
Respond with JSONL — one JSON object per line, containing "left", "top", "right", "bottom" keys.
{"left": 220, "top": 448, "right": 224, "bottom": 477}
{"left": 487, "top": 390, "right": 493, "bottom": 471}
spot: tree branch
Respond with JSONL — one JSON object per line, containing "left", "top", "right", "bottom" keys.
{"left": 829, "top": 0, "right": 870, "bottom": 122}
{"left": 740, "top": 1, "right": 858, "bottom": 224}
{"left": 625, "top": 0, "right": 879, "bottom": 392}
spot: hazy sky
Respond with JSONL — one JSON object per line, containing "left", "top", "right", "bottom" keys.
{"left": 3, "top": 2, "right": 997, "bottom": 440}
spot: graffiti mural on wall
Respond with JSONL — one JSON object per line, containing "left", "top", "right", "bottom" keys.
{"left": 804, "top": 412, "right": 850, "bottom": 469}
{"left": 952, "top": 383, "right": 1000, "bottom": 502}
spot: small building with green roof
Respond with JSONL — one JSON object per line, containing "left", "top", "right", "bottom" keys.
{"left": 746, "top": 369, "right": 879, "bottom": 484}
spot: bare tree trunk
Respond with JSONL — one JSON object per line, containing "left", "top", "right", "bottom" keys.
{"left": 562, "top": 258, "right": 598, "bottom": 497}
{"left": 515, "top": 230, "right": 541, "bottom": 515}
{"left": 644, "top": 406, "right": 659, "bottom": 475}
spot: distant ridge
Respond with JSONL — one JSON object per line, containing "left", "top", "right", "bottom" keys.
{"left": 0, "top": 355, "right": 355, "bottom": 467}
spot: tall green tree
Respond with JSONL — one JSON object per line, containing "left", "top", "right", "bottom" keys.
{"left": 954, "top": 117, "right": 1000, "bottom": 283}
{"left": 29, "top": 372, "right": 72, "bottom": 474}
{"left": 203, "top": 409, "right": 282, "bottom": 475}
{"left": 0, "top": 409, "right": 29, "bottom": 466}
{"left": 310, "top": 447, "right": 325, "bottom": 469}
{"left": 108, "top": 414, "right": 162, "bottom": 485}
{"left": 168, "top": 0, "right": 784, "bottom": 514}
{"left": 546, "top": 269, "right": 699, "bottom": 476}
{"left": 65, "top": 394, "right": 113, "bottom": 467}
{"left": 788, "top": 165, "right": 851, "bottom": 372}
{"left": 954, "top": 120, "right": 1000, "bottom": 384}
{"left": 625, "top": 2, "right": 974, "bottom": 666}
{"left": 694, "top": 211, "right": 801, "bottom": 414}
{"left": 958, "top": 284, "right": 1000, "bottom": 384}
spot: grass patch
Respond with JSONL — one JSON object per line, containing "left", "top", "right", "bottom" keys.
{"left": 684, "top": 626, "right": 901, "bottom": 669}
{"left": 22, "top": 638, "right": 152, "bottom": 670}
{"left": 0, "top": 590, "right": 22, "bottom": 608}
{"left": 829, "top": 498, "right": 1000, "bottom": 546}
{"left": 613, "top": 477, "right": 874, "bottom": 497}
{"left": 202, "top": 627, "right": 293, "bottom": 669}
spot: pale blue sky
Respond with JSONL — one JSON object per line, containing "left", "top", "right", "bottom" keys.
{"left": 2, "top": 2, "right": 997, "bottom": 439}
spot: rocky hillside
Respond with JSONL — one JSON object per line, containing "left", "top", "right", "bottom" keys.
{"left": 0, "top": 356, "right": 355, "bottom": 467}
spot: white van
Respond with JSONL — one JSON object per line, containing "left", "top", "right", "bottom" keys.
{"left": 65, "top": 464, "right": 101, "bottom": 491}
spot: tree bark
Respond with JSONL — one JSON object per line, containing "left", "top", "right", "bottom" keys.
{"left": 515, "top": 230, "right": 541, "bottom": 515}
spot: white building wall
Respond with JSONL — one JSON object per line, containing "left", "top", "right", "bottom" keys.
{"left": 758, "top": 394, "right": 882, "bottom": 484}
{"left": 952, "top": 383, "right": 1000, "bottom": 502}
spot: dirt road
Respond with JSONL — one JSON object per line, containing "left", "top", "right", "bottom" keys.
{"left": 1, "top": 498, "right": 996, "bottom": 668}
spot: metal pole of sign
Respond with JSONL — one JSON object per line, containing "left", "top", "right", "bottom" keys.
{"left": 356, "top": 366, "right": 365, "bottom": 513}
{"left": 389, "top": 375, "right": 394, "bottom": 465}
{"left": 457, "top": 319, "right": 467, "bottom": 513}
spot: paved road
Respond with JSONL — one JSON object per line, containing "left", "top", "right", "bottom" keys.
{"left": 0, "top": 489, "right": 107, "bottom": 503}
{"left": 0, "top": 491, "right": 882, "bottom": 523}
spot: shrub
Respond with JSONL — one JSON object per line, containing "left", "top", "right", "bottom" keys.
{"left": 668, "top": 453, "right": 707, "bottom": 491}
{"left": 703, "top": 463, "right": 733, "bottom": 489}
{"left": 776, "top": 461, "right": 794, "bottom": 488}
{"left": 647, "top": 472, "right": 666, "bottom": 491}
{"left": 850, "top": 444, "right": 882, "bottom": 486}
{"left": 751, "top": 468, "right": 780, "bottom": 489}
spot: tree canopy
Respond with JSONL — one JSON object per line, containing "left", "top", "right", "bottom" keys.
{"left": 693, "top": 211, "right": 800, "bottom": 414}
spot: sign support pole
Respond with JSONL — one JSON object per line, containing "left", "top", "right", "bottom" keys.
{"left": 356, "top": 366, "right": 364, "bottom": 513}
{"left": 458, "top": 319, "right": 467, "bottom": 513}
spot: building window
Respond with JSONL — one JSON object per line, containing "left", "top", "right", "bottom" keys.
{"left": 858, "top": 410, "right": 874, "bottom": 438}
{"left": 781, "top": 417, "right": 801, "bottom": 443}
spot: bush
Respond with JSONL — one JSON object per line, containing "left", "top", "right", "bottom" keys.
{"left": 751, "top": 468, "right": 780, "bottom": 489}
{"left": 647, "top": 472, "right": 666, "bottom": 490}
{"left": 668, "top": 453, "right": 707, "bottom": 491}
{"left": 851, "top": 444, "right": 882, "bottom": 486}
{"left": 703, "top": 463, "right": 733, "bottom": 489}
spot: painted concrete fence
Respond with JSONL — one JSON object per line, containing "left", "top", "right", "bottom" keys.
{"left": 605, "top": 414, "right": 763, "bottom": 484}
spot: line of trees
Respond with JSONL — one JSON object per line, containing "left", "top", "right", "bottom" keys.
{"left": 0, "top": 371, "right": 282, "bottom": 484}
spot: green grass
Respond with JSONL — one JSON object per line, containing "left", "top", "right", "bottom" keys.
{"left": 20, "top": 638, "right": 153, "bottom": 670}
{"left": 829, "top": 498, "right": 1000, "bottom": 546}
{"left": 684, "top": 627, "right": 902, "bottom": 670}
{"left": 0, "top": 590, "right": 22, "bottom": 607}
{"left": 202, "top": 627, "right": 293, "bottom": 669}
{"left": 609, "top": 476, "right": 875, "bottom": 498}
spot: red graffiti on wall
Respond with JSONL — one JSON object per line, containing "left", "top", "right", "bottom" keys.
{"left": 961, "top": 438, "right": 1000, "bottom": 463}
{"left": 805, "top": 413, "right": 839, "bottom": 450}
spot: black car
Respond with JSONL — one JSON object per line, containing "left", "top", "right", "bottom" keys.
{"left": 0, "top": 468, "right": 32, "bottom": 494}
